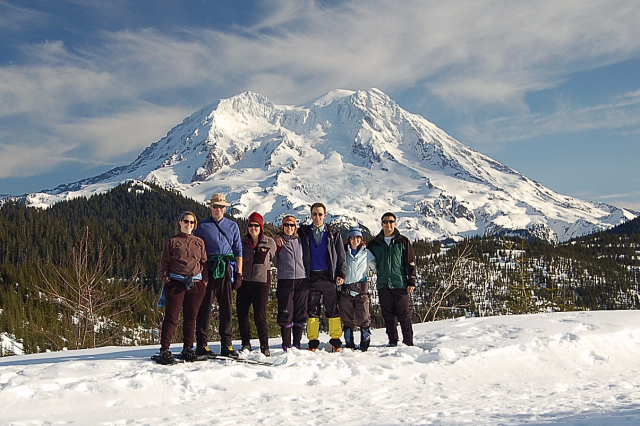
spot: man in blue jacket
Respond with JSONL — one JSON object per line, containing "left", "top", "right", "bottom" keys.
{"left": 194, "top": 193, "right": 243, "bottom": 358}
{"left": 367, "top": 212, "right": 416, "bottom": 346}
{"left": 301, "top": 203, "right": 347, "bottom": 351}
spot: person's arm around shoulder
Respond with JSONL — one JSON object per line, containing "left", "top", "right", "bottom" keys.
{"left": 267, "top": 236, "right": 277, "bottom": 266}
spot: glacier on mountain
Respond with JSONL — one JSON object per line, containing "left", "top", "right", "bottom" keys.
{"left": 11, "top": 89, "right": 637, "bottom": 242}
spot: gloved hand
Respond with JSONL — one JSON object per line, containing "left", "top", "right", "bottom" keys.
{"left": 234, "top": 273, "right": 243, "bottom": 290}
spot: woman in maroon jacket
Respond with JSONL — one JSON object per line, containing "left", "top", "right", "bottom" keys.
{"left": 237, "top": 212, "right": 277, "bottom": 356}
{"left": 156, "top": 211, "right": 208, "bottom": 365}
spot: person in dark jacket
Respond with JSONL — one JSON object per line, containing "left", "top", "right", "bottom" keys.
{"left": 193, "top": 193, "right": 243, "bottom": 358}
{"left": 237, "top": 212, "right": 276, "bottom": 356}
{"left": 300, "top": 203, "right": 347, "bottom": 351}
{"left": 157, "top": 211, "right": 209, "bottom": 365}
{"left": 275, "top": 215, "right": 309, "bottom": 351}
{"left": 367, "top": 212, "right": 417, "bottom": 347}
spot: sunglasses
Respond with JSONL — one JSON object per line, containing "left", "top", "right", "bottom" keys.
{"left": 182, "top": 220, "right": 195, "bottom": 225}
{"left": 382, "top": 220, "right": 396, "bottom": 224}
{"left": 247, "top": 223, "right": 261, "bottom": 228}
{"left": 283, "top": 223, "right": 296, "bottom": 228}
{"left": 211, "top": 205, "right": 226, "bottom": 210}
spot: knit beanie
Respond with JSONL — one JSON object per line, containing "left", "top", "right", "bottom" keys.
{"left": 248, "top": 212, "right": 264, "bottom": 238}
{"left": 347, "top": 227, "right": 363, "bottom": 239}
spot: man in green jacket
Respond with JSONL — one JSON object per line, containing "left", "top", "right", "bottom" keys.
{"left": 367, "top": 212, "right": 416, "bottom": 346}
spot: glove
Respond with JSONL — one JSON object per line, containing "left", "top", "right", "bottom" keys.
{"left": 234, "top": 273, "right": 243, "bottom": 290}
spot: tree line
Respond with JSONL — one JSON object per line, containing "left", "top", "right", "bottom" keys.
{"left": 1, "top": 182, "right": 638, "bottom": 355}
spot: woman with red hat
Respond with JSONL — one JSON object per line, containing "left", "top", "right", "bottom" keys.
{"left": 237, "top": 212, "right": 277, "bottom": 356}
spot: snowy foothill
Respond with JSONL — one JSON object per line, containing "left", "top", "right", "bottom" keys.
{"left": 2, "top": 311, "right": 640, "bottom": 425}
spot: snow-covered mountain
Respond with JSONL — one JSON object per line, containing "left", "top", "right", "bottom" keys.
{"left": 10, "top": 89, "right": 637, "bottom": 242}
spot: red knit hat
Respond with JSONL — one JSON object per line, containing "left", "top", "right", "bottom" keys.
{"left": 248, "top": 212, "right": 264, "bottom": 233}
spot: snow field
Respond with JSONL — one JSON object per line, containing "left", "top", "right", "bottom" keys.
{"left": 1, "top": 311, "right": 640, "bottom": 425}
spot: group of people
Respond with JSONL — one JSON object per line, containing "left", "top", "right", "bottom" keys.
{"left": 156, "top": 193, "right": 417, "bottom": 364}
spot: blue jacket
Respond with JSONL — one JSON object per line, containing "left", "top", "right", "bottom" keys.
{"left": 345, "top": 245, "right": 377, "bottom": 285}
{"left": 298, "top": 224, "right": 346, "bottom": 280}
{"left": 193, "top": 216, "right": 243, "bottom": 258}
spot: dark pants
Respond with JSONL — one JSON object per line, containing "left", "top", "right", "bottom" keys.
{"left": 308, "top": 270, "right": 340, "bottom": 319}
{"left": 236, "top": 282, "right": 270, "bottom": 349}
{"left": 378, "top": 287, "right": 414, "bottom": 345}
{"left": 160, "top": 279, "right": 206, "bottom": 351}
{"left": 339, "top": 292, "right": 371, "bottom": 329}
{"left": 196, "top": 264, "right": 234, "bottom": 347}
{"left": 276, "top": 278, "right": 309, "bottom": 326}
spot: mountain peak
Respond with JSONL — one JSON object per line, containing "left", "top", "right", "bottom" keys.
{"left": 8, "top": 89, "right": 636, "bottom": 242}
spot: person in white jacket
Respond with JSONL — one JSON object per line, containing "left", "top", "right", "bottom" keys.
{"left": 340, "top": 227, "right": 376, "bottom": 351}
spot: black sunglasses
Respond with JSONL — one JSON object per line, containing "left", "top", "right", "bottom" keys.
{"left": 382, "top": 219, "right": 396, "bottom": 224}
{"left": 182, "top": 220, "right": 195, "bottom": 225}
{"left": 283, "top": 223, "right": 296, "bottom": 228}
{"left": 247, "top": 223, "right": 260, "bottom": 228}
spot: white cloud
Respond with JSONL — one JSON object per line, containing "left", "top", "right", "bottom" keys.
{"left": 53, "top": 105, "right": 193, "bottom": 159}
{"left": 1, "top": 0, "right": 640, "bottom": 189}
{"left": 0, "top": 140, "right": 77, "bottom": 178}
{"left": 460, "top": 88, "right": 640, "bottom": 147}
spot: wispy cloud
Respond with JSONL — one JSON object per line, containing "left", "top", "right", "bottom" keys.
{"left": 460, "top": 88, "right": 640, "bottom": 147}
{"left": 1, "top": 0, "right": 640, "bottom": 189}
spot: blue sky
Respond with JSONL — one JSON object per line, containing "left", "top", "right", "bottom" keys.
{"left": 1, "top": 0, "right": 639, "bottom": 211}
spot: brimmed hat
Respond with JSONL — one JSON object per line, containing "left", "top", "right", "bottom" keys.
{"left": 347, "top": 227, "right": 363, "bottom": 239}
{"left": 209, "top": 193, "right": 231, "bottom": 206}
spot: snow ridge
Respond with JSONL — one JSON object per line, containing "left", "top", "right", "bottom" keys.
{"left": 7, "top": 89, "right": 637, "bottom": 242}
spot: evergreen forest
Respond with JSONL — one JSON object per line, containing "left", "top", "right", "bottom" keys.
{"left": 1, "top": 182, "right": 639, "bottom": 356}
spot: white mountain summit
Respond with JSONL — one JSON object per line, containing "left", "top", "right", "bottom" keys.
{"left": 20, "top": 89, "right": 636, "bottom": 242}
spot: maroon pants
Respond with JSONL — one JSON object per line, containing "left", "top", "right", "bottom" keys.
{"left": 339, "top": 293, "right": 371, "bottom": 329}
{"left": 160, "top": 279, "right": 206, "bottom": 351}
{"left": 378, "top": 287, "right": 414, "bottom": 345}
{"left": 236, "top": 282, "right": 270, "bottom": 348}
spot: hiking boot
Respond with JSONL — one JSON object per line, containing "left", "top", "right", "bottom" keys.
{"left": 156, "top": 349, "right": 177, "bottom": 365}
{"left": 180, "top": 347, "right": 204, "bottom": 362}
{"left": 220, "top": 345, "right": 239, "bottom": 358}
{"left": 386, "top": 341, "right": 398, "bottom": 347}
{"left": 241, "top": 344, "right": 252, "bottom": 352}
{"left": 308, "top": 339, "right": 320, "bottom": 352}
{"left": 261, "top": 347, "right": 271, "bottom": 357}
{"left": 282, "top": 345, "right": 291, "bottom": 352}
{"left": 360, "top": 327, "right": 371, "bottom": 352}
{"left": 330, "top": 345, "right": 342, "bottom": 353}
{"left": 344, "top": 328, "right": 355, "bottom": 349}
{"left": 195, "top": 345, "right": 217, "bottom": 359}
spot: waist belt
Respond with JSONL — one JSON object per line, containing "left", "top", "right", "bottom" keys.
{"left": 169, "top": 272, "right": 203, "bottom": 290}
{"left": 207, "top": 254, "right": 237, "bottom": 281}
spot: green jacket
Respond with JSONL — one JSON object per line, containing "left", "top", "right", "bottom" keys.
{"left": 367, "top": 229, "right": 417, "bottom": 289}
